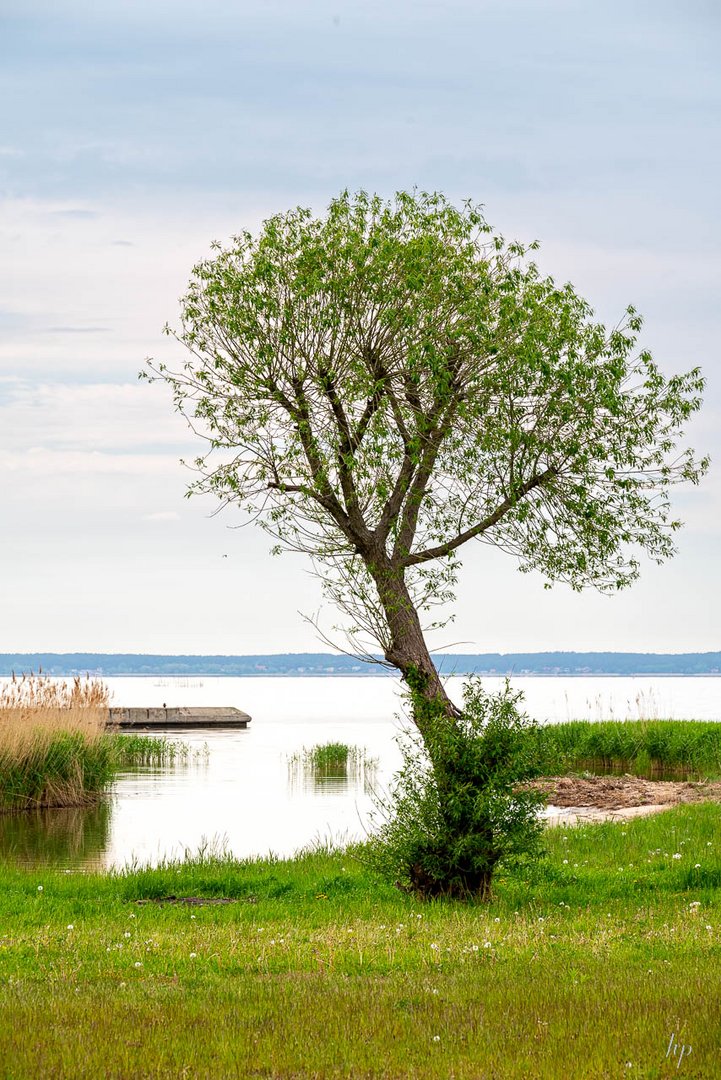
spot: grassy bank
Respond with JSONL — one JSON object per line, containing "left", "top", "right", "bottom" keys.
{"left": 1, "top": 803, "right": 720, "bottom": 1077}
{"left": 532, "top": 718, "right": 721, "bottom": 778}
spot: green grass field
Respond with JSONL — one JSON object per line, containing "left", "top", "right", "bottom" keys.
{"left": 1, "top": 802, "right": 720, "bottom": 1077}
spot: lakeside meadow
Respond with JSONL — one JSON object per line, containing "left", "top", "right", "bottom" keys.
{"left": 1, "top": 803, "right": 720, "bottom": 1077}
{"left": 2, "top": 675, "right": 721, "bottom": 1075}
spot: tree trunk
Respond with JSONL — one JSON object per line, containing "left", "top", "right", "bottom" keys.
{"left": 369, "top": 556, "right": 460, "bottom": 736}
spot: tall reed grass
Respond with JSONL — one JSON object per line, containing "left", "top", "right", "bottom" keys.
{"left": 531, "top": 718, "right": 721, "bottom": 778}
{"left": 0, "top": 673, "right": 114, "bottom": 811}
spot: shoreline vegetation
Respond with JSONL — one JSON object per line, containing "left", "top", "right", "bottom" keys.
{"left": 3, "top": 678, "right": 721, "bottom": 1073}
{"left": 0, "top": 675, "right": 188, "bottom": 813}
{"left": 2, "top": 668, "right": 721, "bottom": 813}
{"left": 533, "top": 718, "right": 721, "bottom": 780}
{"left": 1, "top": 804, "right": 719, "bottom": 1076}
{"left": 1, "top": 650, "right": 720, "bottom": 676}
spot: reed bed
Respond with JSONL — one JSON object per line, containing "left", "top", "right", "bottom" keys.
{"left": 531, "top": 718, "right": 721, "bottom": 778}
{"left": 0, "top": 674, "right": 114, "bottom": 811}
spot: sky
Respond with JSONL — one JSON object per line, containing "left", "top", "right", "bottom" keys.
{"left": 0, "top": 0, "right": 719, "bottom": 655}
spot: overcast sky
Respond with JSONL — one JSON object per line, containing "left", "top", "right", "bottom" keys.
{"left": 1, "top": 0, "right": 719, "bottom": 655}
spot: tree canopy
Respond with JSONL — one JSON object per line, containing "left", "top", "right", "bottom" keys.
{"left": 147, "top": 190, "right": 706, "bottom": 705}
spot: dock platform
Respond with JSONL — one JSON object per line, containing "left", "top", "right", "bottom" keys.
{"left": 108, "top": 706, "right": 251, "bottom": 729}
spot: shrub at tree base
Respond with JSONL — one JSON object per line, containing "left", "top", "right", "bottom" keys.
{"left": 366, "top": 678, "right": 545, "bottom": 900}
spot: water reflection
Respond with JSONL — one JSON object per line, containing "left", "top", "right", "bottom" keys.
{"left": 0, "top": 802, "right": 111, "bottom": 869}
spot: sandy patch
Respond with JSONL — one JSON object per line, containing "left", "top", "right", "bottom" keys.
{"left": 530, "top": 774, "right": 721, "bottom": 826}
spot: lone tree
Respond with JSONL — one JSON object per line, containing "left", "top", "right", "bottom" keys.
{"left": 146, "top": 190, "right": 706, "bottom": 893}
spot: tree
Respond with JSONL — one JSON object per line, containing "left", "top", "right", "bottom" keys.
{"left": 145, "top": 190, "right": 707, "bottom": 894}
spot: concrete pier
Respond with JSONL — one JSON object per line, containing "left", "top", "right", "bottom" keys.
{"left": 108, "top": 706, "right": 251, "bottom": 729}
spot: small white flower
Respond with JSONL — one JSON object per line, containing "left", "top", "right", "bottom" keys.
{"left": 430, "top": 943, "right": 439, "bottom": 950}
{"left": 134, "top": 961, "right": 142, "bottom": 968}
{"left": 431, "top": 988, "right": 438, "bottom": 995}
{"left": 66, "top": 924, "right": 74, "bottom": 931}
{"left": 190, "top": 914, "right": 196, "bottom": 920}
{"left": 494, "top": 917, "right": 500, "bottom": 923}
{"left": 37, "top": 886, "right": 43, "bottom": 892}
{"left": 189, "top": 952, "right": 197, "bottom": 959}
{"left": 432, "top": 1035, "right": 441, "bottom": 1043}
{"left": 129, "top": 913, "right": 136, "bottom": 919}
{"left": 695, "top": 863, "right": 701, "bottom": 869}
{"left": 672, "top": 853, "right": 682, "bottom": 860}
{"left": 124, "top": 932, "right": 131, "bottom": 939}
{"left": 706, "top": 925, "right": 713, "bottom": 931}
{"left": 563, "top": 859, "right": 569, "bottom": 865}
{"left": 483, "top": 941, "right": 492, "bottom": 949}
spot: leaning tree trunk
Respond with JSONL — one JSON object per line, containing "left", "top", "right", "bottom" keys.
{"left": 370, "top": 557, "right": 460, "bottom": 735}
{"left": 370, "top": 558, "right": 498, "bottom": 902}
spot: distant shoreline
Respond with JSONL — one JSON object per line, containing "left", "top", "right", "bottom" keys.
{"left": 1, "top": 652, "right": 719, "bottom": 678}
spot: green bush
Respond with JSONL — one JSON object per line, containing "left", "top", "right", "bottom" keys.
{"left": 365, "top": 678, "right": 546, "bottom": 901}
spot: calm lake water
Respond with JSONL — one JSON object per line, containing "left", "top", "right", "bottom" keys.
{"left": 3, "top": 675, "right": 720, "bottom": 870}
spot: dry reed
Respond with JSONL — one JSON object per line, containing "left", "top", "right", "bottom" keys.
{"left": 0, "top": 673, "right": 113, "bottom": 811}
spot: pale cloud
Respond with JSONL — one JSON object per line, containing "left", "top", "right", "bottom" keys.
{"left": 143, "top": 511, "right": 181, "bottom": 521}
{"left": 0, "top": 380, "right": 193, "bottom": 454}
{"left": 0, "top": 448, "right": 178, "bottom": 476}
{"left": 0, "top": 0, "right": 718, "bottom": 653}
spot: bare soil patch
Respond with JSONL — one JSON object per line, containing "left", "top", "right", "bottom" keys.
{"left": 534, "top": 774, "right": 721, "bottom": 810}
{"left": 528, "top": 774, "right": 721, "bottom": 825}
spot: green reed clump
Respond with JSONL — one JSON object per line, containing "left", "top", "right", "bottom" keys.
{"left": 530, "top": 718, "right": 721, "bottom": 778}
{"left": 109, "top": 734, "right": 191, "bottom": 767}
{"left": 289, "top": 742, "right": 377, "bottom": 776}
